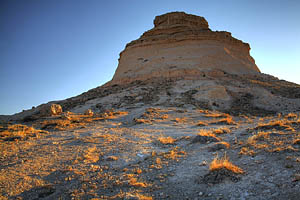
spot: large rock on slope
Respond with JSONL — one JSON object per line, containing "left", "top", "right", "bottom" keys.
{"left": 3, "top": 12, "right": 300, "bottom": 122}
{"left": 110, "top": 12, "right": 260, "bottom": 85}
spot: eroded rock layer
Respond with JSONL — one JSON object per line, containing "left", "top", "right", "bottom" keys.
{"left": 110, "top": 12, "right": 260, "bottom": 85}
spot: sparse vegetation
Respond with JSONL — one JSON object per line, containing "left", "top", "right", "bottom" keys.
{"left": 209, "top": 154, "right": 244, "bottom": 174}
{"left": 213, "top": 127, "right": 231, "bottom": 134}
{"left": 210, "top": 115, "right": 237, "bottom": 125}
{"left": 0, "top": 124, "right": 48, "bottom": 141}
{"left": 158, "top": 136, "right": 176, "bottom": 144}
{"left": 196, "top": 121, "right": 208, "bottom": 127}
{"left": 253, "top": 119, "right": 294, "bottom": 131}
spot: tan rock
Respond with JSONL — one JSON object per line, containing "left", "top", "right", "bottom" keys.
{"left": 109, "top": 12, "right": 260, "bottom": 85}
{"left": 50, "top": 104, "right": 63, "bottom": 116}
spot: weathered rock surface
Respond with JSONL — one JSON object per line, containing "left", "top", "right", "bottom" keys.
{"left": 110, "top": 12, "right": 260, "bottom": 85}
{"left": 2, "top": 12, "right": 300, "bottom": 123}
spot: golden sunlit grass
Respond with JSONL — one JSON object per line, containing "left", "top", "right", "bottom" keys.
{"left": 150, "top": 147, "right": 186, "bottom": 169}
{"left": 125, "top": 173, "right": 151, "bottom": 188}
{"left": 102, "top": 110, "right": 128, "bottom": 119}
{"left": 293, "top": 138, "right": 300, "bottom": 145}
{"left": 158, "top": 136, "right": 176, "bottom": 144}
{"left": 173, "top": 117, "right": 187, "bottom": 123}
{"left": 124, "top": 192, "right": 153, "bottom": 200}
{"left": 242, "top": 125, "right": 299, "bottom": 154}
{"left": 284, "top": 112, "right": 298, "bottom": 119}
{"left": 213, "top": 116, "right": 237, "bottom": 125}
{"left": 198, "top": 109, "right": 210, "bottom": 114}
{"left": 197, "top": 129, "right": 221, "bottom": 141}
{"left": 162, "top": 147, "right": 186, "bottom": 160}
{"left": 40, "top": 109, "right": 129, "bottom": 130}
{"left": 269, "top": 145, "right": 298, "bottom": 152}
{"left": 254, "top": 119, "right": 295, "bottom": 131}
{"left": 205, "top": 112, "right": 229, "bottom": 118}
{"left": 134, "top": 118, "right": 152, "bottom": 124}
{"left": 209, "top": 154, "right": 244, "bottom": 174}
{"left": 140, "top": 107, "right": 170, "bottom": 122}
{"left": 216, "top": 141, "right": 230, "bottom": 148}
{"left": 129, "top": 178, "right": 149, "bottom": 188}
{"left": 208, "top": 114, "right": 237, "bottom": 125}
{"left": 196, "top": 121, "right": 208, "bottom": 127}
{"left": 239, "top": 147, "right": 255, "bottom": 156}
{"left": 0, "top": 124, "right": 48, "bottom": 141}
{"left": 134, "top": 108, "right": 171, "bottom": 124}
{"left": 213, "top": 127, "right": 231, "bottom": 134}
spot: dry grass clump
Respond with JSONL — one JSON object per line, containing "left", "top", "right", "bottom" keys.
{"left": 158, "top": 136, "right": 176, "bottom": 144}
{"left": 173, "top": 117, "right": 187, "bottom": 123}
{"left": 125, "top": 192, "right": 153, "bottom": 200}
{"left": 196, "top": 121, "right": 208, "bottom": 127}
{"left": 101, "top": 110, "right": 128, "bottom": 119}
{"left": 162, "top": 147, "right": 186, "bottom": 160}
{"left": 205, "top": 112, "right": 229, "bottom": 118}
{"left": 293, "top": 138, "right": 300, "bottom": 145}
{"left": 135, "top": 108, "right": 169, "bottom": 124}
{"left": 40, "top": 109, "right": 129, "bottom": 130}
{"left": 284, "top": 113, "right": 298, "bottom": 120}
{"left": 209, "top": 154, "right": 244, "bottom": 174}
{"left": 210, "top": 115, "right": 237, "bottom": 125}
{"left": 217, "top": 141, "right": 230, "bottom": 149}
{"left": 0, "top": 124, "right": 48, "bottom": 141}
{"left": 242, "top": 129, "right": 299, "bottom": 154}
{"left": 125, "top": 173, "right": 151, "bottom": 188}
{"left": 134, "top": 118, "right": 152, "bottom": 124}
{"left": 197, "top": 129, "right": 221, "bottom": 141}
{"left": 254, "top": 119, "right": 294, "bottom": 131}
{"left": 128, "top": 178, "right": 149, "bottom": 188}
{"left": 239, "top": 147, "right": 255, "bottom": 156}
{"left": 150, "top": 147, "right": 186, "bottom": 169}
{"left": 142, "top": 108, "right": 169, "bottom": 121}
{"left": 213, "top": 127, "right": 231, "bottom": 134}
{"left": 198, "top": 109, "right": 210, "bottom": 114}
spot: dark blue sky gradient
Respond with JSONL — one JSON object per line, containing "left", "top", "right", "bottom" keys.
{"left": 1, "top": 0, "right": 299, "bottom": 114}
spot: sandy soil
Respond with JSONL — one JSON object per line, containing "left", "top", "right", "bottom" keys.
{"left": 0, "top": 107, "right": 299, "bottom": 200}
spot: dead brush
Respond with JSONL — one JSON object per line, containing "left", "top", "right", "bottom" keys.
{"left": 254, "top": 119, "right": 294, "bottom": 131}
{"left": 244, "top": 130, "right": 298, "bottom": 153}
{"left": 101, "top": 110, "right": 128, "bottom": 119}
{"left": 0, "top": 124, "right": 48, "bottom": 141}
{"left": 209, "top": 154, "right": 244, "bottom": 174}
{"left": 134, "top": 118, "right": 152, "bottom": 124}
{"left": 284, "top": 113, "right": 298, "bottom": 120}
{"left": 213, "top": 127, "right": 231, "bottom": 134}
{"left": 196, "top": 121, "right": 208, "bottom": 127}
{"left": 158, "top": 136, "right": 176, "bottom": 144}
{"left": 41, "top": 119, "right": 79, "bottom": 130}
{"left": 192, "top": 129, "right": 221, "bottom": 143}
{"left": 239, "top": 147, "right": 255, "bottom": 156}
{"left": 210, "top": 115, "right": 237, "bottom": 125}
{"left": 173, "top": 117, "right": 187, "bottom": 123}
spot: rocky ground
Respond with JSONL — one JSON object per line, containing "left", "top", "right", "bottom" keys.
{"left": 1, "top": 106, "right": 300, "bottom": 200}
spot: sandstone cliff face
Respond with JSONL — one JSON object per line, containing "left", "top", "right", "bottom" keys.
{"left": 110, "top": 12, "right": 260, "bottom": 85}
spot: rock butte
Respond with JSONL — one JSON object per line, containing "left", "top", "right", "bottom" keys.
{"left": 110, "top": 12, "right": 260, "bottom": 85}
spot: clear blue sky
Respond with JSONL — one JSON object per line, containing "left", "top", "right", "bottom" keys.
{"left": 1, "top": 0, "right": 299, "bottom": 115}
